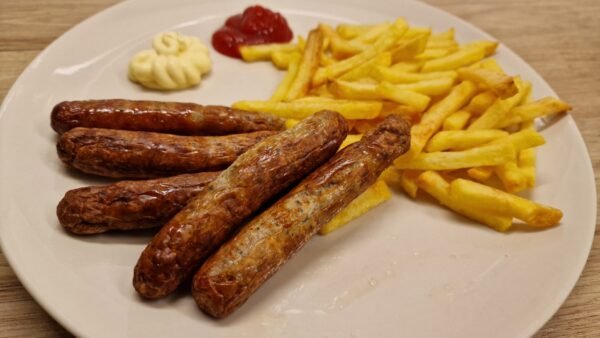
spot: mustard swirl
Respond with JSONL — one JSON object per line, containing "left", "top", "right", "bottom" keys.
{"left": 128, "top": 32, "right": 212, "bottom": 90}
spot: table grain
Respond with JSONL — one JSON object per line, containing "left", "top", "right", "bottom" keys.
{"left": 0, "top": 0, "right": 598, "bottom": 337}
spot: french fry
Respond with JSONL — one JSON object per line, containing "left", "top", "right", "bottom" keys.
{"left": 376, "top": 82, "right": 431, "bottom": 112}
{"left": 416, "top": 171, "right": 512, "bottom": 231}
{"left": 313, "top": 29, "right": 402, "bottom": 86}
{"left": 320, "top": 23, "right": 367, "bottom": 58}
{"left": 307, "top": 84, "right": 335, "bottom": 98}
{"left": 490, "top": 128, "right": 545, "bottom": 151}
{"left": 390, "top": 33, "right": 430, "bottom": 62}
{"left": 443, "top": 110, "right": 472, "bottom": 130}
{"left": 271, "top": 53, "right": 302, "bottom": 101}
{"left": 494, "top": 160, "right": 528, "bottom": 193}
{"left": 496, "top": 97, "right": 572, "bottom": 128}
{"left": 339, "top": 52, "right": 392, "bottom": 81}
{"left": 457, "top": 67, "right": 517, "bottom": 99}
{"left": 372, "top": 66, "right": 457, "bottom": 84}
{"left": 468, "top": 78, "right": 532, "bottom": 130}
{"left": 270, "top": 51, "right": 296, "bottom": 69}
{"left": 392, "top": 77, "right": 456, "bottom": 96}
{"left": 469, "top": 58, "right": 504, "bottom": 73}
{"left": 414, "top": 48, "right": 454, "bottom": 61}
{"left": 462, "top": 41, "right": 498, "bottom": 57}
{"left": 239, "top": 43, "right": 298, "bottom": 62}
{"left": 336, "top": 23, "right": 377, "bottom": 39}
{"left": 330, "top": 80, "right": 380, "bottom": 100}
{"left": 467, "top": 166, "right": 494, "bottom": 182}
{"left": 395, "top": 80, "right": 477, "bottom": 162}
{"left": 391, "top": 61, "right": 422, "bottom": 72}
{"left": 319, "top": 180, "right": 391, "bottom": 235}
{"left": 403, "top": 27, "right": 432, "bottom": 39}
{"left": 285, "top": 29, "right": 324, "bottom": 100}
{"left": 340, "top": 134, "right": 363, "bottom": 149}
{"left": 232, "top": 98, "right": 382, "bottom": 120}
{"left": 425, "top": 129, "right": 509, "bottom": 152}
{"left": 429, "top": 28, "right": 455, "bottom": 42}
{"left": 449, "top": 179, "right": 562, "bottom": 227}
{"left": 464, "top": 91, "right": 497, "bottom": 116}
{"left": 352, "top": 22, "right": 395, "bottom": 44}
{"left": 421, "top": 47, "right": 486, "bottom": 72}
{"left": 398, "top": 170, "right": 421, "bottom": 198}
{"left": 379, "top": 167, "right": 402, "bottom": 188}
{"left": 518, "top": 123, "right": 537, "bottom": 188}
{"left": 397, "top": 142, "right": 516, "bottom": 170}
{"left": 285, "top": 119, "right": 300, "bottom": 129}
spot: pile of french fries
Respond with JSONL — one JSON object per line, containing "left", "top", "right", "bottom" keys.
{"left": 233, "top": 18, "right": 571, "bottom": 234}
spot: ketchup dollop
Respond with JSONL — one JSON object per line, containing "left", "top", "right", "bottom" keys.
{"left": 212, "top": 5, "right": 293, "bottom": 58}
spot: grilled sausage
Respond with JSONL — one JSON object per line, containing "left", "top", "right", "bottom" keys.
{"left": 57, "top": 172, "right": 220, "bottom": 234}
{"left": 57, "top": 128, "right": 276, "bottom": 179}
{"left": 133, "top": 111, "right": 348, "bottom": 299}
{"left": 51, "top": 99, "right": 285, "bottom": 135}
{"left": 192, "top": 115, "right": 411, "bottom": 318}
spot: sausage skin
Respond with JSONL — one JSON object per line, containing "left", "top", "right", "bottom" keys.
{"left": 57, "top": 128, "right": 276, "bottom": 179}
{"left": 133, "top": 111, "right": 348, "bottom": 299}
{"left": 192, "top": 115, "right": 411, "bottom": 318}
{"left": 51, "top": 99, "right": 285, "bottom": 135}
{"left": 57, "top": 171, "right": 220, "bottom": 234}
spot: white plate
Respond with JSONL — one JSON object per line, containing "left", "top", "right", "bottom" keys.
{"left": 0, "top": 0, "right": 596, "bottom": 337}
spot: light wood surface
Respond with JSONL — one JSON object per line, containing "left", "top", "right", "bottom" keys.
{"left": 0, "top": 0, "right": 598, "bottom": 336}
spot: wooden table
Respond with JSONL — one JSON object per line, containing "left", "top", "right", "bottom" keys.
{"left": 0, "top": 0, "right": 598, "bottom": 336}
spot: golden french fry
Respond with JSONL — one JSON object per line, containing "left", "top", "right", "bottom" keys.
{"left": 414, "top": 48, "right": 454, "bottom": 61}
{"left": 391, "top": 61, "right": 422, "bottom": 72}
{"left": 403, "top": 27, "right": 432, "bottom": 39}
{"left": 462, "top": 41, "right": 498, "bottom": 56}
{"left": 398, "top": 170, "right": 421, "bottom": 198}
{"left": 376, "top": 82, "right": 431, "bottom": 112}
{"left": 457, "top": 67, "right": 517, "bottom": 99}
{"left": 352, "top": 22, "right": 394, "bottom": 44}
{"left": 464, "top": 91, "right": 497, "bottom": 116}
{"left": 518, "top": 121, "right": 536, "bottom": 188}
{"left": 490, "top": 128, "right": 545, "bottom": 151}
{"left": 336, "top": 23, "right": 377, "bottom": 39}
{"left": 330, "top": 80, "right": 380, "bottom": 100}
{"left": 397, "top": 142, "right": 516, "bottom": 170}
{"left": 321, "top": 23, "right": 368, "bottom": 58}
{"left": 443, "top": 110, "right": 472, "bottom": 130}
{"left": 468, "top": 78, "right": 532, "bottom": 130}
{"left": 496, "top": 97, "right": 572, "bottom": 128}
{"left": 421, "top": 47, "right": 485, "bottom": 72}
{"left": 467, "top": 166, "right": 494, "bottom": 182}
{"left": 469, "top": 58, "right": 505, "bottom": 73}
{"left": 340, "top": 134, "right": 363, "bottom": 149}
{"left": 425, "top": 129, "right": 509, "bottom": 152}
{"left": 429, "top": 28, "right": 455, "bottom": 42}
{"left": 232, "top": 98, "right": 382, "bottom": 120}
{"left": 416, "top": 171, "right": 512, "bottom": 231}
{"left": 494, "top": 160, "right": 528, "bottom": 193}
{"left": 239, "top": 43, "right": 298, "bottom": 62}
{"left": 339, "top": 52, "right": 392, "bottom": 81}
{"left": 392, "top": 77, "right": 456, "bottom": 96}
{"left": 313, "top": 29, "right": 402, "bottom": 86}
{"left": 379, "top": 167, "right": 402, "bottom": 188}
{"left": 271, "top": 53, "right": 301, "bottom": 101}
{"left": 390, "top": 33, "right": 430, "bottom": 62}
{"left": 285, "top": 29, "right": 324, "bottom": 101}
{"left": 285, "top": 119, "right": 300, "bottom": 129}
{"left": 372, "top": 66, "right": 457, "bottom": 84}
{"left": 449, "top": 179, "right": 562, "bottom": 227}
{"left": 395, "top": 80, "right": 477, "bottom": 162}
{"left": 319, "top": 180, "right": 391, "bottom": 235}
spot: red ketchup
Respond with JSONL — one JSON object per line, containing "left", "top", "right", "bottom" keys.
{"left": 212, "top": 5, "right": 293, "bottom": 58}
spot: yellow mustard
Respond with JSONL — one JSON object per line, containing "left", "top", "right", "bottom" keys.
{"left": 128, "top": 32, "right": 212, "bottom": 90}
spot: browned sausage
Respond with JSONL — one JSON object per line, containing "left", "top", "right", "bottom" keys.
{"left": 51, "top": 99, "right": 285, "bottom": 135}
{"left": 192, "top": 115, "right": 411, "bottom": 318}
{"left": 133, "top": 110, "right": 348, "bottom": 299}
{"left": 57, "top": 171, "right": 220, "bottom": 235}
{"left": 57, "top": 128, "right": 276, "bottom": 179}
